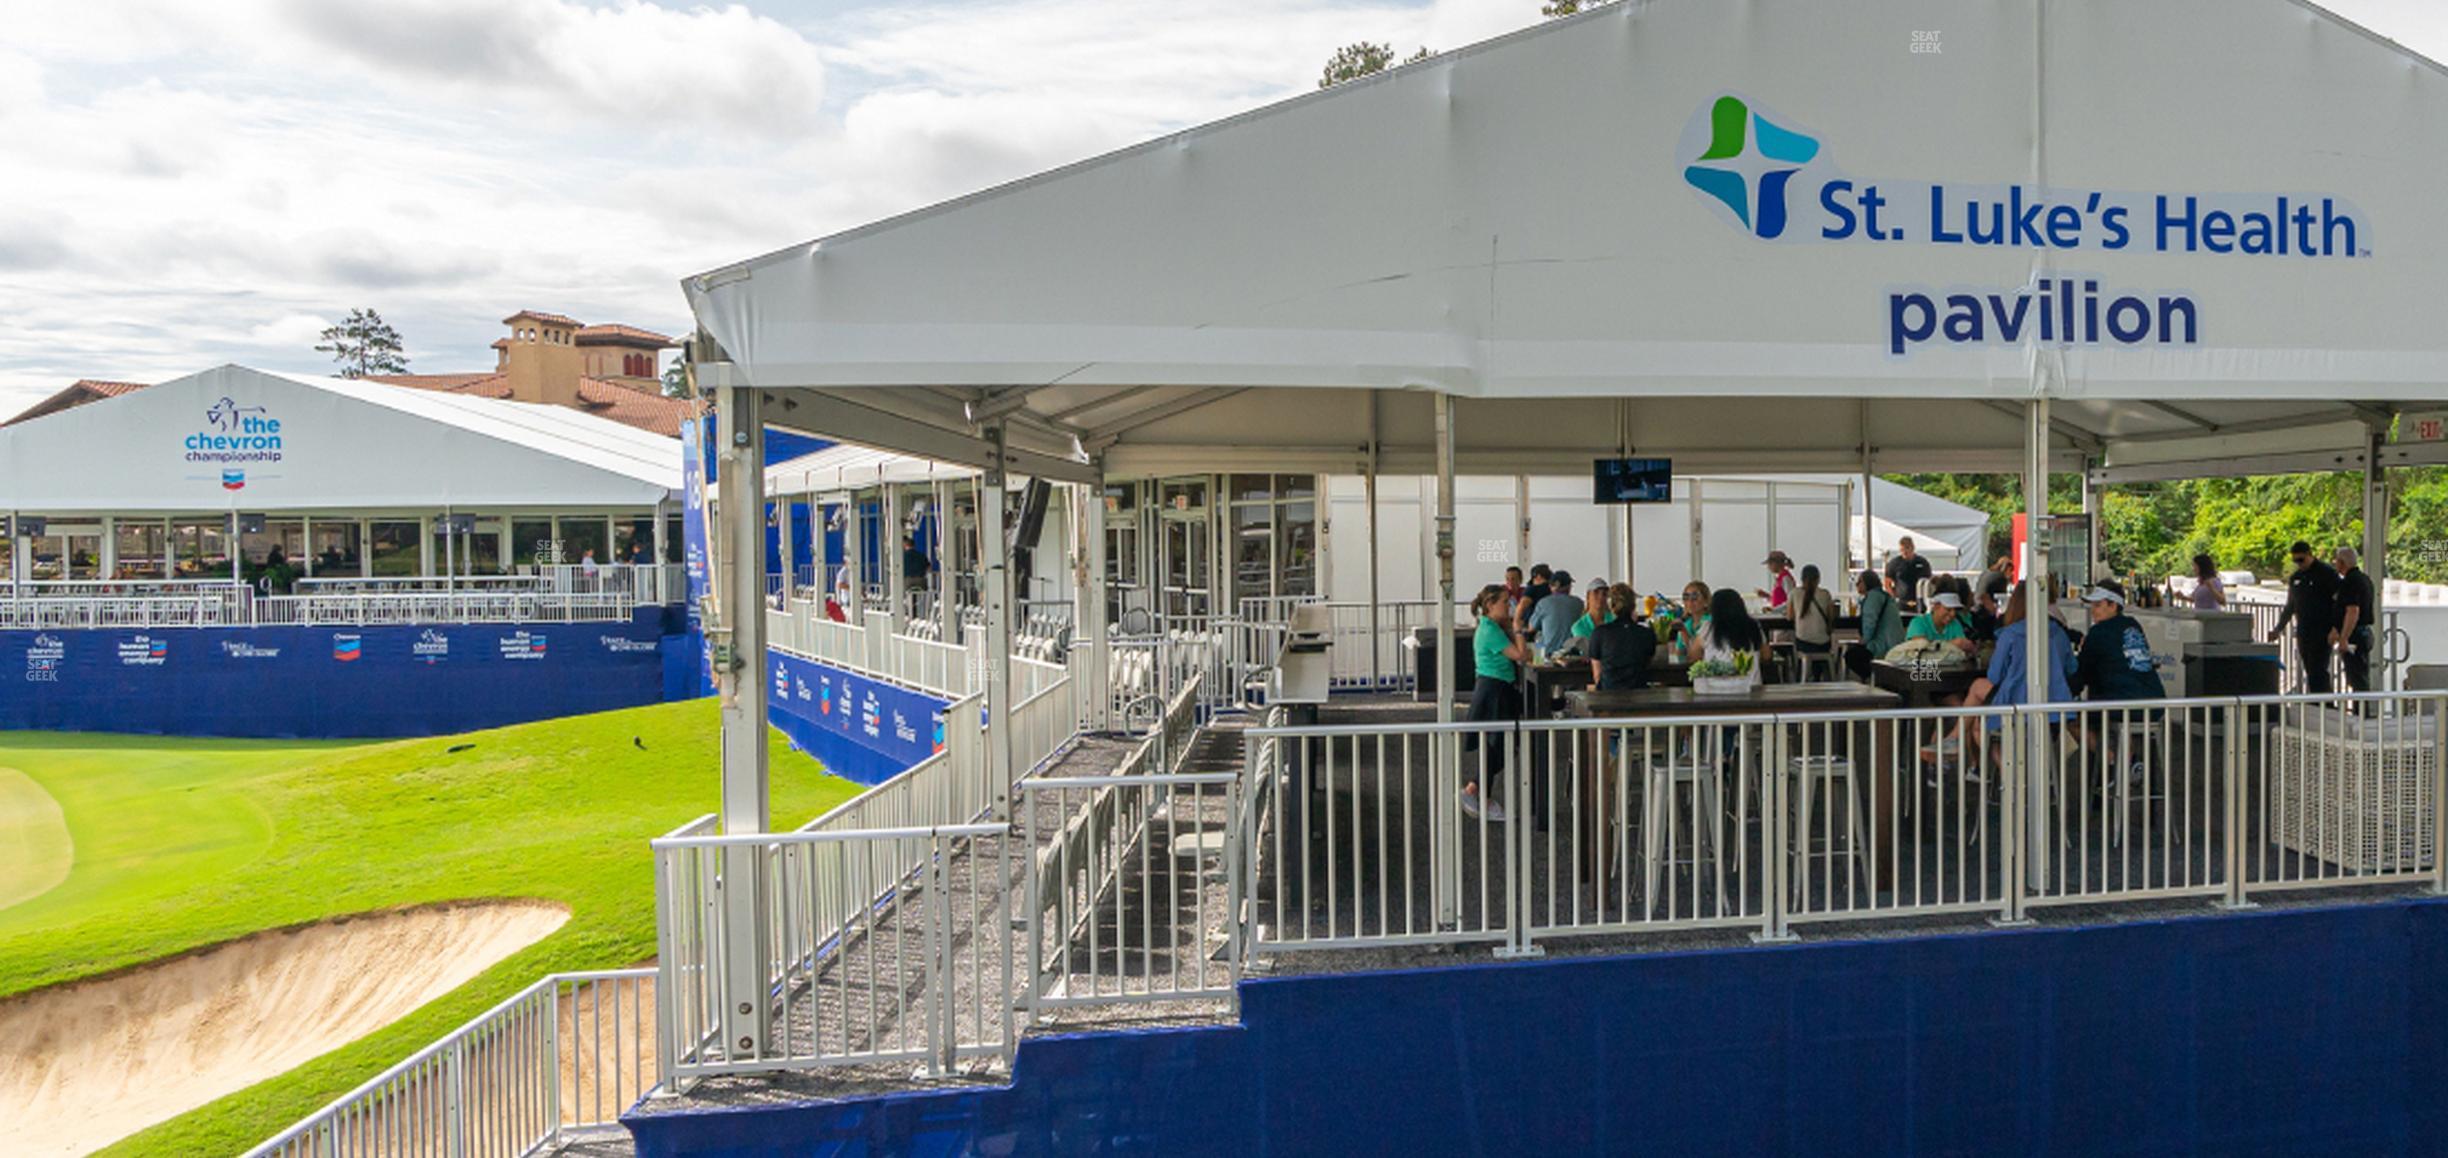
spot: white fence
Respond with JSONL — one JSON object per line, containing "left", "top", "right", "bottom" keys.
{"left": 1238, "top": 689, "right": 2448, "bottom": 956}
{"left": 3, "top": 567, "right": 682, "bottom": 630}
{"left": 653, "top": 822, "right": 1014, "bottom": 1081}
{"left": 242, "top": 969, "right": 656, "bottom": 1158}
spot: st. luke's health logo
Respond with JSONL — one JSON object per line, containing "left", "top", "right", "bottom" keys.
{"left": 1681, "top": 95, "right": 1820, "bottom": 239}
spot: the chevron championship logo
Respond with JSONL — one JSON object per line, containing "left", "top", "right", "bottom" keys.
{"left": 1681, "top": 94, "right": 1821, "bottom": 239}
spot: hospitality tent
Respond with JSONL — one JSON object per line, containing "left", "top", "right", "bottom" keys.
{"left": 0, "top": 364, "right": 681, "bottom": 513}
{"left": 673, "top": 0, "right": 2448, "bottom": 989}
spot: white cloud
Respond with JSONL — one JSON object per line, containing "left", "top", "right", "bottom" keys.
{"left": 247, "top": 313, "right": 334, "bottom": 347}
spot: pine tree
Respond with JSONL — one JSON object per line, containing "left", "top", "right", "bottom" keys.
{"left": 314, "top": 308, "right": 409, "bottom": 378}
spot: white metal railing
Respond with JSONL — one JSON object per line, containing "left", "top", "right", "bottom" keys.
{"left": 1237, "top": 597, "right": 1448, "bottom": 691}
{"left": 1012, "top": 674, "right": 1079, "bottom": 776}
{"left": 254, "top": 591, "right": 640, "bottom": 626}
{"left": 0, "top": 587, "right": 253, "bottom": 629}
{"left": 244, "top": 969, "right": 657, "bottom": 1158}
{"left": 3, "top": 567, "right": 681, "bottom": 630}
{"left": 1020, "top": 749, "right": 1243, "bottom": 1012}
{"left": 794, "top": 693, "right": 992, "bottom": 837}
{"left": 653, "top": 822, "right": 1014, "bottom": 1081}
{"left": 1237, "top": 688, "right": 2448, "bottom": 956}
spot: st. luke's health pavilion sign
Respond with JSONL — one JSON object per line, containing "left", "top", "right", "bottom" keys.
{"left": 1677, "top": 94, "right": 2371, "bottom": 358}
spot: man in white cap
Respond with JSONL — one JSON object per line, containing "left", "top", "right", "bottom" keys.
{"left": 2069, "top": 579, "right": 2165, "bottom": 703}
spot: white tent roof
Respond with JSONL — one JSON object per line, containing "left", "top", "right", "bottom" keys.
{"left": 686, "top": 0, "right": 2448, "bottom": 484}
{"left": 1853, "top": 515, "right": 1968, "bottom": 572}
{"left": 765, "top": 442, "right": 986, "bottom": 496}
{"left": 0, "top": 365, "right": 680, "bottom": 513}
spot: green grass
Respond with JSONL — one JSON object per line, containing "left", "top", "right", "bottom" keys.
{"left": 0, "top": 701, "right": 858, "bottom": 1157}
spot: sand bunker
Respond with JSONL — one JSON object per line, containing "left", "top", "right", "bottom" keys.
{"left": 0, "top": 767, "right": 73, "bottom": 912}
{"left": 0, "top": 900, "right": 568, "bottom": 1155}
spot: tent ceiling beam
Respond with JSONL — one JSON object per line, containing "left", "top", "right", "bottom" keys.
{"left": 2140, "top": 401, "right": 2220, "bottom": 432}
{"left": 1046, "top": 384, "right": 1168, "bottom": 424}
{"left": 762, "top": 389, "right": 1098, "bottom": 485}
{"left": 2089, "top": 445, "right": 2371, "bottom": 486}
{"left": 1980, "top": 401, "right": 2101, "bottom": 454}
{"left": 1084, "top": 387, "right": 1251, "bottom": 447}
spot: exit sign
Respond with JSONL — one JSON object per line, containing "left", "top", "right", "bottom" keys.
{"left": 2401, "top": 413, "right": 2448, "bottom": 442}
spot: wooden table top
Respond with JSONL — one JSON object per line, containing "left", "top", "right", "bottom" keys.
{"left": 1565, "top": 682, "right": 1901, "bottom": 717}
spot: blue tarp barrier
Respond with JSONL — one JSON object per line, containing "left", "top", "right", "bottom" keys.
{"left": 627, "top": 897, "right": 2448, "bottom": 1157}
{"left": 763, "top": 649, "right": 951, "bottom": 785}
{"left": 2, "top": 607, "right": 685, "bottom": 739}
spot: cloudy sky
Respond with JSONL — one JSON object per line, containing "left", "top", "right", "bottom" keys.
{"left": 1, "top": 0, "right": 2441, "bottom": 414}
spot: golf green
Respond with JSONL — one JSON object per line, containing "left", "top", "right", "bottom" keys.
{"left": 0, "top": 699, "right": 857, "bottom": 1156}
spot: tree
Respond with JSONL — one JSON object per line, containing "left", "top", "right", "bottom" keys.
{"left": 314, "top": 308, "right": 409, "bottom": 378}
{"left": 662, "top": 356, "right": 694, "bottom": 399}
{"left": 1318, "top": 42, "right": 1429, "bottom": 89}
{"left": 1542, "top": 0, "right": 1619, "bottom": 17}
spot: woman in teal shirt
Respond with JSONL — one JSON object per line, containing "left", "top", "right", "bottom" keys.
{"left": 1464, "top": 584, "right": 1530, "bottom": 822}
{"left": 1846, "top": 568, "right": 1905, "bottom": 678}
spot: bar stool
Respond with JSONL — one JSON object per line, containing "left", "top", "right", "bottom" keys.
{"left": 1639, "top": 745, "right": 1727, "bottom": 916}
{"left": 1787, "top": 755, "right": 1866, "bottom": 902}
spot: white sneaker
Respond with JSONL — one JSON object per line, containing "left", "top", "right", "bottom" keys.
{"left": 1460, "top": 790, "right": 1482, "bottom": 819}
{"left": 1480, "top": 797, "right": 1511, "bottom": 823}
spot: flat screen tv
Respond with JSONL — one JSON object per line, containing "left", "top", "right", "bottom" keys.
{"left": 1594, "top": 457, "right": 1673, "bottom": 504}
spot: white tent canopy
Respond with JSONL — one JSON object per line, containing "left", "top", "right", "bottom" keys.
{"left": 765, "top": 442, "right": 991, "bottom": 497}
{"left": 686, "top": 0, "right": 2448, "bottom": 484}
{"left": 0, "top": 365, "right": 681, "bottom": 513}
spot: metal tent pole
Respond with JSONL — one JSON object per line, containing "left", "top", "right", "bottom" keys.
{"left": 2018, "top": 396, "right": 2051, "bottom": 908}
{"left": 1433, "top": 393, "right": 1457, "bottom": 928}
{"left": 710, "top": 369, "right": 772, "bottom": 1056}
{"left": 884, "top": 483, "right": 906, "bottom": 625}
{"left": 982, "top": 427, "right": 1016, "bottom": 798}
{"left": 1077, "top": 481, "right": 1110, "bottom": 732}
{"left": 2364, "top": 424, "right": 2390, "bottom": 688}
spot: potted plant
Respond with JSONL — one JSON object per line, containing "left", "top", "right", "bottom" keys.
{"left": 1689, "top": 651, "right": 1756, "bottom": 695}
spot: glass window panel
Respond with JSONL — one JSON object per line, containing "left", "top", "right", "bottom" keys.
{"left": 1233, "top": 501, "right": 1271, "bottom": 603}
{"left": 243, "top": 519, "right": 306, "bottom": 580}
{"left": 664, "top": 516, "right": 685, "bottom": 564}
{"left": 113, "top": 520, "right": 167, "bottom": 579}
{"left": 557, "top": 517, "right": 609, "bottom": 568}
{"left": 172, "top": 520, "right": 233, "bottom": 578}
{"left": 1161, "top": 478, "right": 1206, "bottom": 513}
{"left": 63, "top": 531, "right": 101, "bottom": 580}
{"left": 1231, "top": 473, "right": 1273, "bottom": 503}
{"left": 1278, "top": 500, "right": 1317, "bottom": 597}
{"left": 615, "top": 516, "right": 657, "bottom": 566}
{"left": 310, "top": 521, "right": 360, "bottom": 576}
{"left": 512, "top": 519, "right": 557, "bottom": 566}
{"left": 1276, "top": 473, "right": 1316, "bottom": 500}
{"left": 368, "top": 520, "right": 422, "bottom": 576}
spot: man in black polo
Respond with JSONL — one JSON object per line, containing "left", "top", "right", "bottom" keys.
{"left": 2268, "top": 540, "right": 2341, "bottom": 694}
{"left": 2332, "top": 546, "right": 2377, "bottom": 694}
{"left": 1885, "top": 536, "right": 1935, "bottom": 612}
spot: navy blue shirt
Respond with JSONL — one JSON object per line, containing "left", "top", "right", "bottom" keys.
{"left": 2072, "top": 613, "right": 2165, "bottom": 702}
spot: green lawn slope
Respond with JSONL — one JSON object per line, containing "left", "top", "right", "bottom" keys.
{"left": 0, "top": 700, "right": 856, "bottom": 1156}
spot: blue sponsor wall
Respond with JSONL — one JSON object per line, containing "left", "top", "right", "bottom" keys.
{"left": 762, "top": 648, "right": 952, "bottom": 785}
{"left": 2, "top": 607, "right": 695, "bottom": 739}
{"left": 626, "top": 897, "right": 2448, "bottom": 1157}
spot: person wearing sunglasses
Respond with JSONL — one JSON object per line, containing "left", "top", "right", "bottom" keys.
{"left": 2267, "top": 540, "right": 2340, "bottom": 694}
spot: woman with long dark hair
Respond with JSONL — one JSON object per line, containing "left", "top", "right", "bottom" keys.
{"left": 1698, "top": 588, "right": 1766, "bottom": 686}
{"left": 1790, "top": 563, "right": 1836, "bottom": 660}
{"left": 2190, "top": 553, "right": 2226, "bottom": 610}
{"left": 1462, "top": 583, "right": 1530, "bottom": 822}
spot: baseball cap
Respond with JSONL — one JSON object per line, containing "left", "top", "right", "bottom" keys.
{"left": 1928, "top": 592, "right": 1964, "bottom": 609}
{"left": 2081, "top": 580, "right": 2128, "bottom": 606}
